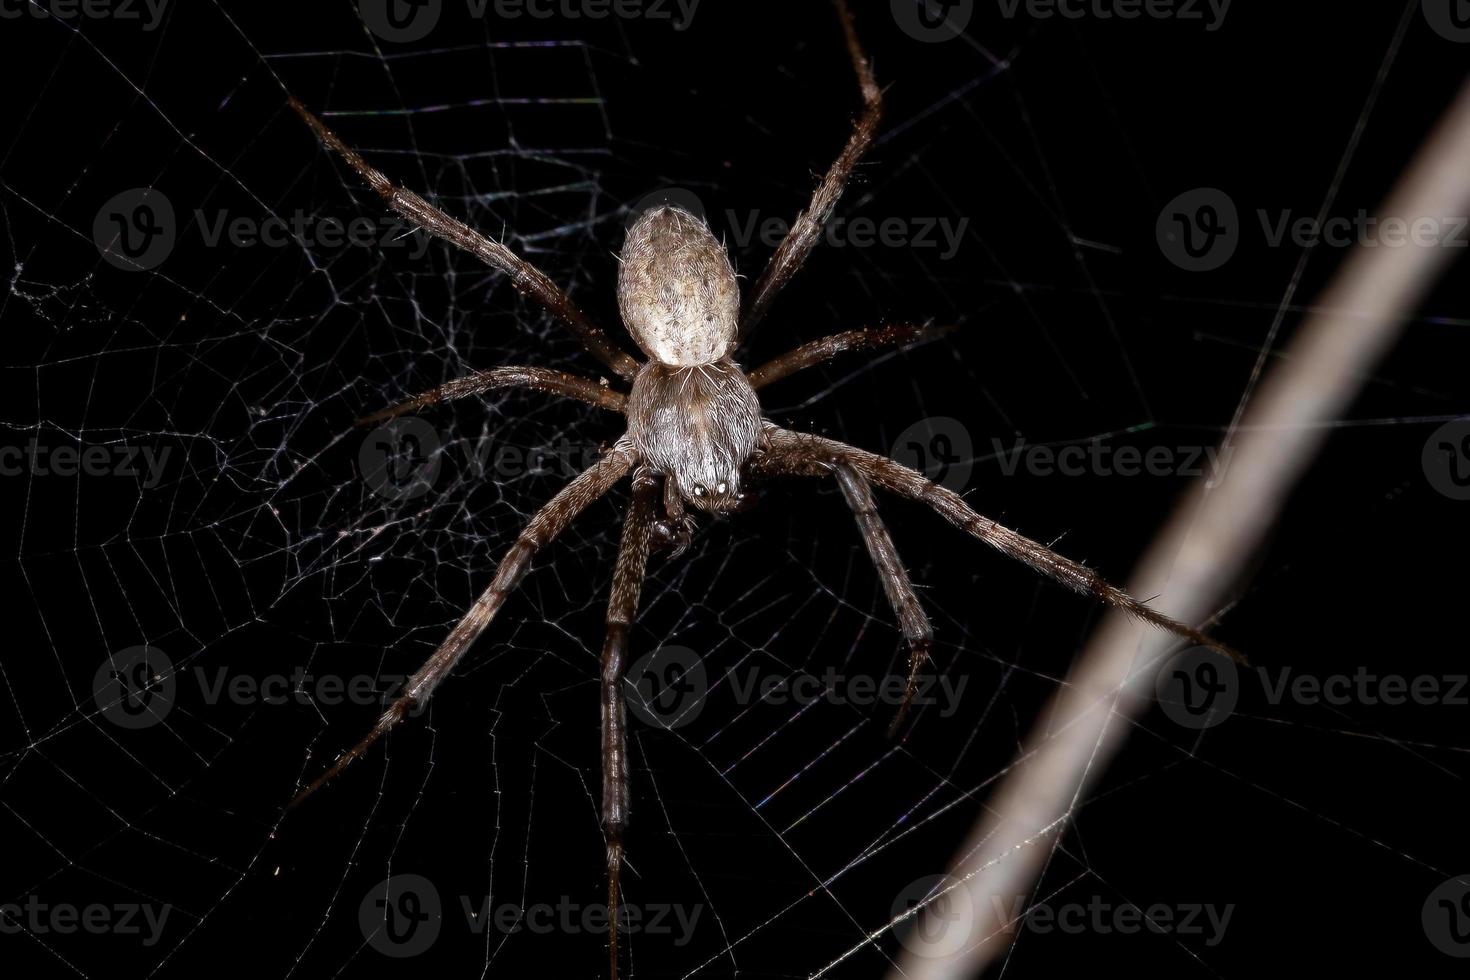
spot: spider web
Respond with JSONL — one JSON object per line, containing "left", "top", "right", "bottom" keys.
{"left": 2, "top": 1, "right": 1468, "bottom": 977}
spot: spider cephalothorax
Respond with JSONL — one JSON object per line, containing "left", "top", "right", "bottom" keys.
{"left": 286, "top": 5, "right": 1240, "bottom": 977}
{"left": 626, "top": 356, "right": 762, "bottom": 513}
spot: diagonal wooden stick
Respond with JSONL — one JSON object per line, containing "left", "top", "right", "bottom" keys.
{"left": 884, "top": 78, "right": 1470, "bottom": 979}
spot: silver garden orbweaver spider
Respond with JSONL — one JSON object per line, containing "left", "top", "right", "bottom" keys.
{"left": 286, "top": 4, "right": 1238, "bottom": 976}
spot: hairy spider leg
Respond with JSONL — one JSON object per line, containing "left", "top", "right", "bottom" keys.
{"left": 738, "top": 0, "right": 885, "bottom": 341}
{"left": 288, "top": 446, "right": 635, "bottom": 809}
{"left": 288, "top": 96, "right": 640, "bottom": 380}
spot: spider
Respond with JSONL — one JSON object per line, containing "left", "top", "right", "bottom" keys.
{"left": 286, "top": 3, "right": 1236, "bottom": 975}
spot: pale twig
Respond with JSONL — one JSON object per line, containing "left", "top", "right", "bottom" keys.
{"left": 884, "top": 78, "right": 1470, "bottom": 978}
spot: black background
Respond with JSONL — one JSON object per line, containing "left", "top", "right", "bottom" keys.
{"left": 2, "top": 0, "right": 1468, "bottom": 977}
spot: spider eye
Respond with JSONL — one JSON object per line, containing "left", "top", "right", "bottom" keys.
{"left": 691, "top": 484, "right": 707, "bottom": 498}
{"left": 715, "top": 482, "right": 728, "bottom": 495}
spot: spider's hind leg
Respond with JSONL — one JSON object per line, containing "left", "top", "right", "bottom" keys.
{"left": 600, "top": 469, "right": 661, "bottom": 980}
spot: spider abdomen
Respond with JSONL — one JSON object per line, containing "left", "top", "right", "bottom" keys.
{"left": 626, "top": 359, "right": 762, "bottom": 512}
{"left": 617, "top": 205, "right": 740, "bottom": 367}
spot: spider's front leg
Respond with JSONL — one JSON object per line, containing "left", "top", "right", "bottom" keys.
{"left": 288, "top": 443, "right": 635, "bottom": 808}
{"left": 288, "top": 97, "right": 640, "bottom": 381}
{"left": 739, "top": 0, "right": 883, "bottom": 340}
{"left": 356, "top": 365, "right": 627, "bottom": 425}
{"left": 600, "top": 468, "right": 660, "bottom": 980}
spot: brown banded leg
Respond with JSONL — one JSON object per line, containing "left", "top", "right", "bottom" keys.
{"left": 288, "top": 97, "right": 640, "bottom": 381}
{"left": 831, "top": 463, "right": 934, "bottom": 734}
{"left": 738, "top": 0, "right": 884, "bottom": 340}
{"left": 761, "top": 451, "right": 932, "bottom": 732}
{"left": 289, "top": 443, "right": 636, "bottom": 809}
{"left": 601, "top": 469, "right": 660, "bottom": 980}
{"left": 746, "top": 323, "right": 954, "bottom": 391}
{"left": 357, "top": 366, "right": 627, "bottom": 425}
{"left": 755, "top": 427, "right": 1244, "bottom": 663}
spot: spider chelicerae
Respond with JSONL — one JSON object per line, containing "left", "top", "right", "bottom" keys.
{"left": 286, "top": 3, "right": 1236, "bottom": 975}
